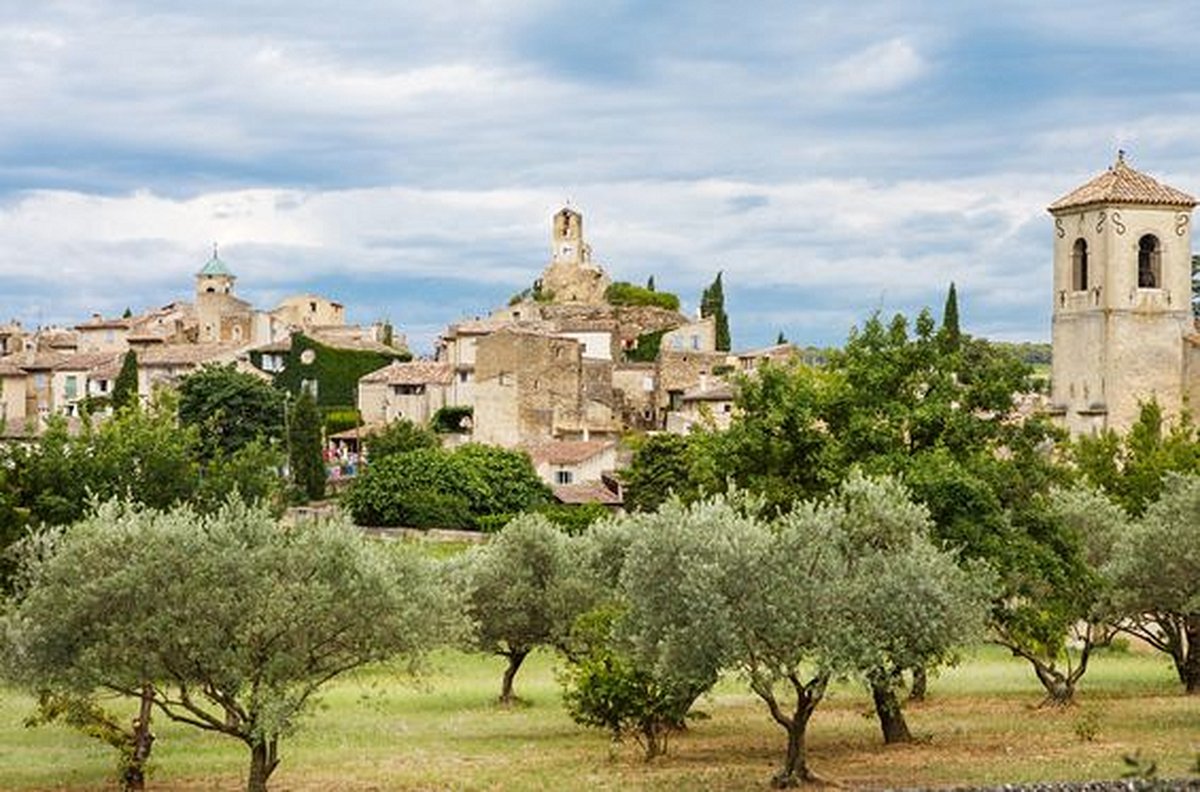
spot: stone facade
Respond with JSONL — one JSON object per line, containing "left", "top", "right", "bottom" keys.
{"left": 656, "top": 349, "right": 729, "bottom": 416}
{"left": 272, "top": 294, "right": 346, "bottom": 329}
{"left": 472, "top": 329, "right": 617, "bottom": 446}
{"left": 357, "top": 360, "right": 452, "bottom": 425}
{"left": 1049, "top": 154, "right": 1197, "bottom": 435}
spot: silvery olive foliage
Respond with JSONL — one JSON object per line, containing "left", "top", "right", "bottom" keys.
{"left": 452, "top": 514, "right": 595, "bottom": 703}
{"left": 3, "top": 498, "right": 460, "bottom": 792}
{"left": 1107, "top": 473, "right": 1200, "bottom": 693}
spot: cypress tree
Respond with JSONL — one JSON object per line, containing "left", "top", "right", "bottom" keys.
{"left": 288, "top": 390, "right": 325, "bottom": 502}
{"left": 700, "top": 272, "right": 731, "bottom": 352}
{"left": 942, "top": 282, "right": 961, "bottom": 351}
{"left": 776, "top": 331, "right": 787, "bottom": 345}
{"left": 112, "top": 350, "right": 139, "bottom": 411}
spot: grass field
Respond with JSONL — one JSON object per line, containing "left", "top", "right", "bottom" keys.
{"left": 2, "top": 644, "right": 1197, "bottom": 791}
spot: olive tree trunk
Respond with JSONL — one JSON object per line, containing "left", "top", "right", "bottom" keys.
{"left": 908, "top": 666, "right": 928, "bottom": 702}
{"left": 247, "top": 738, "right": 279, "bottom": 792}
{"left": 869, "top": 672, "right": 912, "bottom": 744}
{"left": 121, "top": 685, "right": 156, "bottom": 792}
{"left": 750, "top": 672, "right": 829, "bottom": 789}
{"left": 500, "top": 649, "right": 529, "bottom": 705}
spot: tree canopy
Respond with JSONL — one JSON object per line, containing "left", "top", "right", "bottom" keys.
{"left": 453, "top": 514, "right": 593, "bottom": 703}
{"left": 3, "top": 499, "right": 459, "bottom": 792}
{"left": 177, "top": 363, "right": 285, "bottom": 458}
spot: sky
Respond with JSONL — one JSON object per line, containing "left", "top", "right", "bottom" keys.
{"left": 2, "top": 1, "right": 1200, "bottom": 355}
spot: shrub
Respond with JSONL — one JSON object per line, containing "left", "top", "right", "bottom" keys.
{"left": 345, "top": 444, "right": 549, "bottom": 530}
{"left": 605, "top": 282, "right": 680, "bottom": 311}
{"left": 625, "top": 329, "right": 668, "bottom": 363}
{"left": 431, "top": 406, "right": 473, "bottom": 434}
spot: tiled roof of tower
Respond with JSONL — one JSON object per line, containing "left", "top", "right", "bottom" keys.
{"left": 197, "top": 247, "right": 235, "bottom": 278}
{"left": 1049, "top": 153, "right": 1197, "bottom": 213}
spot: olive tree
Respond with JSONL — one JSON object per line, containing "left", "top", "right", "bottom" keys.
{"left": 1109, "top": 473, "right": 1200, "bottom": 693}
{"left": 453, "top": 514, "right": 592, "bottom": 704}
{"left": 811, "top": 473, "right": 993, "bottom": 743}
{"left": 615, "top": 498, "right": 767, "bottom": 758}
{"left": 3, "top": 499, "right": 459, "bottom": 792}
{"left": 616, "top": 477, "right": 991, "bottom": 786}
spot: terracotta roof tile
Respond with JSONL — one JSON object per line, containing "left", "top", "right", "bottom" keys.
{"left": 1049, "top": 154, "right": 1197, "bottom": 213}
{"left": 360, "top": 360, "right": 454, "bottom": 386}
{"left": 553, "top": 481, "right": 623, "bottom": 506}
{"left": 525, "top": 439, "right": 616, "bottom": 466}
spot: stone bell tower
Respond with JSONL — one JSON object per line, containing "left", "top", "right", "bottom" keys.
{"left": 1048, "top": 152, "right": 1197, "bottom": 435}
{"left": 539, "top": 206, "right": 610, "bottom": 304}
{"left": 552, "top": 206, "right": 587, "bottom": 265}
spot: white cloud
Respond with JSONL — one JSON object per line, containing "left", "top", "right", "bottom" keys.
{"left": 823, "top": 37, "right": 927, "bottom": 96}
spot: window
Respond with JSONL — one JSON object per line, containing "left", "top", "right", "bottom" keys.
{"left": 459, "top": 370, "right": 469, "bottom": 383}
{"left": 64, "top": 375, "right": 77, "bottom": 400}
{"left": 1072, "top": 238, "right": 1088, "bottom": 291}
{"left": 691, "top": 334, "right": 700, "bottom": 350}
{"left": 1138, "top": 234, "right": 1161, "bottom": 288}
{"left": 555, "top": 470, "right": 573, "bottom": 485}
{"left": 301, "top": 379, "right": 318, "bottom": 399}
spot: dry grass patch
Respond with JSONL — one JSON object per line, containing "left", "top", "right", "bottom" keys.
{"left": 2, "top": 646, "right": 1197, "bottom": 790}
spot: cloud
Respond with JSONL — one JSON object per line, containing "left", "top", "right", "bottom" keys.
{"left": 823, "top": 38, "right": 927, "bottom": 96}
{"left": 1, "top": 1, "right": 1199, "bottom": 354}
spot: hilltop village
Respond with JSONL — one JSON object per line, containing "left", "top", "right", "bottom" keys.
{"left": 0, "top": 207, "right": 794, "bottom": 504}
{"left": 4, "top": 154, "right": 1200, "bottom": 506}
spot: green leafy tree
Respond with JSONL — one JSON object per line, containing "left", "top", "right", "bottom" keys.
{"left": 288, "top": 389, "right": 325, "bottom": 502}
{"left": 196, "top": 439, "right": 285, "bottom": 516}
{"left": 177, "top": 364, "right": 285, "bottom": 458}
{"left": 621, "top": 432, "right": 723, "bottom": 513}
{"left": 362, "top": 418, "right": 438, "bottom": 462}
{"left": 614, "top": 481, "right": 991, "bottom": 783}
{"left": 604, "top": 281, "right": 680, "bottom": 311}
{"left": 3, "top": 499, "right": 460, "bottom": 792}
{"left": 112, "top": 351, "right": 139, "bottom": 411}
{"left": 1074, "top": 400, "right": 1200, "bottom": 517}
{"left": 559, "top": 603, "right": 692, "bottom": 759}
{"left": 988, "top": 486, "right": 1123, "bottom": 706}
{"left": 453, "top": 515, "right": 592, "bottom": 703}
{"left": 24, "top": 690, "right": 155, "bottom": 791}
{"left": 345, "top": 444, "right": 547, "bottom": 529}
{"left": 720, "top": 361, "right": 848, "bottom": 511}
{"left": 1108, "top": 473, "right": 1200, "bottom": 693}
{"left": 700, "top": 271, "right": 731, "bottom": 351}
{"left": 88, "top": 395, "right": 201, "bottom": 511}
{"left": 450, "top": 444, "right": 550, "bottom": 517}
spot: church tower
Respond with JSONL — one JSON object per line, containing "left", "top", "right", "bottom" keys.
{"left": 1049, "top": 153, "right": 1197, "bottom": 434}
{"left": 195, "top": 246, "right": 238, "bottom": 343}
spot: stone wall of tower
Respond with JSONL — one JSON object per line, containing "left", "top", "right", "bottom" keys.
{"left": 539, "top": 207, "right": 611, "bottom": 304}
{"left": 1051, "top": 204, "right": 1193, "bottom": 434}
